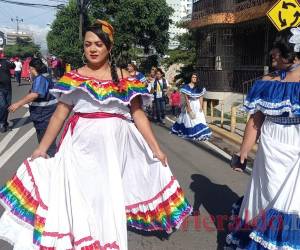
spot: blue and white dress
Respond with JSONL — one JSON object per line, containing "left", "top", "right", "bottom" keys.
{"left": 171, "top": 84, "right": 211, "bottom": 140}
{"left": 227, "top": 80, "right": 300, "bottom": 250}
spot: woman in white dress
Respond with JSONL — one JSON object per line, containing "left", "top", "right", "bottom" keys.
{"left": 0, "top": 20, "right": 192, "bottom": 250}
{"left": 171, "top": 73, "right": 211, "bottom": 141}
{"left": 227, "top": 28, "right": 300, "bottom": 249}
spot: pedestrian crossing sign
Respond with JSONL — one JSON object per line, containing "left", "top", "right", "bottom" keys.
{"left": 267, "top": 0, "right": 300, "bottom": 31}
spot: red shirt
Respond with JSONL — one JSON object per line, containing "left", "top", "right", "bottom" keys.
{"left": 170, "top": 92, "right": 181, "bottom": 106}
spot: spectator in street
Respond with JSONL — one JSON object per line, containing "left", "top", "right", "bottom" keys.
{"left": 51, "top": 56, "right": 59, "bottom": 79}
{"left": 0, "top": 19, "right": 191, "bottom": 249}
{"left": 127, "top": 62, "right": 147, "bottom": 84}
{"left": 9, "top": 58, "right": 57, "bottom": 156}
{"left": 170, "top": 89, "right": 181, "bottom": 117}
{"left": 147, "top": 67, "right": 156, "bottom": 91}
{"left": 144, "top": 67, "right": 157, "bottom": 116}
{"left": 0, "top": 49, "right": 15, "bottom": 133}
{"left": 171, "top": 73, "right": 211, "bottom": 140}
{"left": 21, "top": 57, "right": 31, "bottom": 82}
{"left": 152, "top": 68, "right": 168, "bottom": 124}
{"left": 14, "top": 57, "right": 22, "bottom": 86}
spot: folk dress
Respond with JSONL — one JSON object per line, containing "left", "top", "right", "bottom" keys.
{"left": 227, "top": 80, "right": 300, "bottom": 250}
{"left": 171, "top": 84, "right": 211, "bottom": 140}
{"left": 0, "top": 71, "right": 192, "bottom": 250}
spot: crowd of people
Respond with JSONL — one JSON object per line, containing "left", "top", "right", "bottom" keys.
{"left": 127, "top": 64, "right": 211, "bottom": 141}
{"left": 0, "top": 18, "right": 299, "bottom": 250}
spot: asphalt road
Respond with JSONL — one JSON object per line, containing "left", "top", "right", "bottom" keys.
{"left": 0, "top": 80, "right": 250, "bottom": 250}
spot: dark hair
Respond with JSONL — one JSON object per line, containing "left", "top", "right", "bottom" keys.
{"left": 29, "top": 58, "right": 47, "bottom": 74}
{"left": 156, "top": 68, "right": 164, "bottom": 75}
{"left": 272, "top": 29, "right": 300, "bottom": 63}
{"left": 84, "top": 24, "right": 119, "bottom": 83}
{"left": 128, "top": 63, "right": 137, "bottom": 71}
{"left": 191, "top": 72, "right": 202, "bottom": 91}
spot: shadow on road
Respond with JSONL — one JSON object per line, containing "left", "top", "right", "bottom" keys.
{"left": 128, "top": 226, "right": 171, "bottom": 241}
{"left": 9, "top": 117, "right": 31, "bottom": 129}
{"left": 190, "top": 174, "right": 240, "bottom": 250}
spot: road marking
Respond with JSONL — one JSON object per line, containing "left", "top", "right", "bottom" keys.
{"left": 0, "top": 127, "right": 35, "bottom": 169}
{"left": 0, "top": 111, "right": 30, "bottom": 156}
{"left": 165, "top": 116, "right": 252, "bottom": 173}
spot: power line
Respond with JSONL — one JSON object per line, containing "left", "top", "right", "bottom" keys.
{"left": 0, "top": 0, "right": 64, "bottom": 9}
{"left": 11, "top": 16, "right": 23, "bottom": 34}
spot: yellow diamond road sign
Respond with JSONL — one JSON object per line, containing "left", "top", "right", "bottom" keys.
{"left": 267, "top": 0, "right": 300, "bottom": 31}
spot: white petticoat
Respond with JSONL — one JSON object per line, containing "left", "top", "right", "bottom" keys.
{"left": 0, "top": 116, "right": 191, "bottom": 250}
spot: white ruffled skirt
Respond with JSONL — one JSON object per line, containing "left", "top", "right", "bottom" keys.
{"left": 171, "top": 98, "right": 211, "bottom": 140}
{"left": 227, "top": 118, "right": 300, "bottom": 249}
{"left": 0, "top": 115, "right": 192, "bottom": 250}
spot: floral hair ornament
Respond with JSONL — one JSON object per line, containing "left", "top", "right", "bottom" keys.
{"left": 289, "top": 27, "right": 300, "bottom": 52}
{"left": 95, "top": 19, "right": 114, "bottom": 43}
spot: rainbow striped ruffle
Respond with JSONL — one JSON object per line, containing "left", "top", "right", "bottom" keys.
{"left": 126, "top": 177, "right": 192, "bottom": 233}
{"left": 51, "top": 71, "right": 152, "bottom": 106}
{"left": 0, "top": 160, "right": 120, "bottom": 249}
{"left": 0, "top": 160, "right": 191, "bottom": 248}
{"left": 0, "top": 160, "right": 46, "bottom": 246}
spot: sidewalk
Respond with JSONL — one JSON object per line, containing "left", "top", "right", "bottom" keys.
{"left": 163, "top": 113, "right": 257, "bottom": 167}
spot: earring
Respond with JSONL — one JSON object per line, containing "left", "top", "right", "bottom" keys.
{"left": 82, "top": 53, "right": 87, "bottom": 64}
{"left": 108, "top": 52, "right": 112, "bottom": 65}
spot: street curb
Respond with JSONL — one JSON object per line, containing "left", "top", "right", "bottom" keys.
{"left": 208, "top": 124, "right": 257, "bottom": 153}
{"left": 164, "top": 116, "right": 254, "bottom": 174}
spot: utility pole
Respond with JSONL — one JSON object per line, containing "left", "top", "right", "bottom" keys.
{"left": 11, "top": 16, "right": 23, "bottom": 37}
{"left": 77, "top": 0, "right": 91, "bottom": 41}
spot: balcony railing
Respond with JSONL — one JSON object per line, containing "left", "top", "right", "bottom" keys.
{"left": 192, "top": 0, "right": 234, "bottom": 19}
{"left": 192, "top": 0, "right": 272, "bottom": 20}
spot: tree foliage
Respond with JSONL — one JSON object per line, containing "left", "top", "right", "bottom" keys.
{"left": 47, "top": 0, "right": 172, "bottom": 68}
{"left": 162, "top": 28, "right": 198, "bottom": 83}
{"left": 47, "top": 0, "right": 82, "bottom": 67}
{"left": 4, "top": 37, "right": 40, "bottom": 59}
{"left": 90, "top": 0, "right": 173, "bottom": 58}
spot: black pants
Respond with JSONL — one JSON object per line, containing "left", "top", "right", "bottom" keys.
{"left": 0, "top": 89, "right": 12, "bottom": 129}
{"left": 15, "top": 71, "right": 21, "bottom": 85}
{"left": 35, "top": 125, "right": 57, "bottom": 157}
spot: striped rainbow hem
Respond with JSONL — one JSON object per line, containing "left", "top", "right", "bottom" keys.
{"left": 126, "top": 178, "right": 192, "bottom": 232}
{"left": 0, "top": 165, "right": 46, "bottom": 246}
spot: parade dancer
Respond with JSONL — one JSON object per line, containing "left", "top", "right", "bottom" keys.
{"left": 171, "top": 73, "right": 211, "bottom": 140}
{"left": 227, "top": 28, "right": 300, "bottom": 249}
{"left": 0, "top": 20, "right": 192, "bottom": 250}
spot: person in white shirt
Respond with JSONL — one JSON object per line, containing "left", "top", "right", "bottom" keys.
{"left": 151, "top": 68, "right": 168, "bottom": 124}
{"left": 14, "top": 58, "right": 22, "bottom": 86}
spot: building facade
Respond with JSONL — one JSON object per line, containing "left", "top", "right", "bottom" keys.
{"left": 167, "top": 0, "right": 194, "bottom": 49}
{"left": 190, "top": 0, "right": 277, "bottom": 94}
{"left": 6, "top": 31, "right": 33, "bottom": 45}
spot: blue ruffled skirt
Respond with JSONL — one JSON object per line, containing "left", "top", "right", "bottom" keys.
{"left": 171, "top": 99, "right": 211, "bottom": 141}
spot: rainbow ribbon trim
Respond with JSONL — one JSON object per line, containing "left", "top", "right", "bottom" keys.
{"left": 52, "top": 71, "right": 151, "bottom": 105}
{"left": 0, "top": 173, "right": 45, "bottom": 246}
{"left": 126, "top": 178, "right": 192, "bottom": 232}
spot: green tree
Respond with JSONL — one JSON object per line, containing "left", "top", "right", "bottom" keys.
{"left": 4, "top": 37, "right": 40, "bottom": 59}
{"left": 162, "top": 23, "right": 198, "bottom": 83}
{"left": 90, "top": 0, "right": 173, "bottom": 58}
{"left": 47, "top": 0, "right": 82, "bottom": 68}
